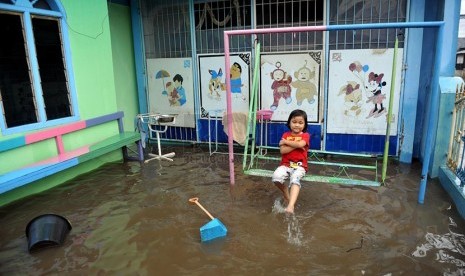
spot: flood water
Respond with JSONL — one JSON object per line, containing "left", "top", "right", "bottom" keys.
{"left": 1, "top": 145, "right": 465, "bottom": 275}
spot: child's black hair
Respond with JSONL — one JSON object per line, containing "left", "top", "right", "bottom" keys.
{"left": 286, "top": 109, "right": 308, "bottom": 132}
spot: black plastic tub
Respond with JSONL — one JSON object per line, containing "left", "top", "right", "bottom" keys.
{"left": 25, "top": 214, "right": 72, "bottom": 252}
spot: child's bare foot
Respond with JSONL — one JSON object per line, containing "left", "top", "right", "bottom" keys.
{"left": 285, "top": 205, "right": 294, "bottom": 214}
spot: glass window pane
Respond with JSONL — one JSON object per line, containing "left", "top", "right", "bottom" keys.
{"left": 32, "top": 0, "right": 52, "bottom": 10}
{"left": 0, "top": 12, "right": 38, "bottom": 128}
{"left": 32, "top": 16, "right": 72, "bottom": 120}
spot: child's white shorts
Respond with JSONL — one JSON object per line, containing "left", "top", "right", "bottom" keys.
{"left": 272, "top": 165, "right": 306, "bottom": 187}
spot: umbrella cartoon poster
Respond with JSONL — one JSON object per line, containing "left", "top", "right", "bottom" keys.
{"left": 327, "top": 48, "right": 403, "bottom": 135}
{"left": 156, "top": 69, "right": 170, "bottom": 95}
{"left": 147, "top": 58, "right": 195, "bottom": 128}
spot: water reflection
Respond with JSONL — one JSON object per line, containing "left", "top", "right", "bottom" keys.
{"left": 271, "top": 198, "right": 312, "bottom": 246}
{"left": 412, "top": 217, "right": 465, "bottom": 275}
{"left": 1, "top": 145, "right": 465, "bottom": 275}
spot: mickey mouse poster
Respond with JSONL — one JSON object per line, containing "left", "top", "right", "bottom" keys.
{"left": 327, "top": 48, "right": 403, "bottom": 135}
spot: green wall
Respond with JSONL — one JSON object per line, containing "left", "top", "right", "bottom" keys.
{"left": 108, "top": 2, "right": 140, "bottom": 131}
{"left": 0, "top": 1, "right": 140, "bottom": 206}
{"left": 62, "top": 0, "right": 118, "bottom": 118}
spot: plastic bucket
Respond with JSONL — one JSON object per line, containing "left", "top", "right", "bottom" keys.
{"left": 25, "top": 214, "right": 72, "bottom": 252}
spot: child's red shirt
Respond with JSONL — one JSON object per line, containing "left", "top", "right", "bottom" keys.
{"left": 280, "top": 132, "right": 310, "bottom": 171}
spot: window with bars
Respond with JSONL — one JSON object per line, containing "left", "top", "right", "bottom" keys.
{"left": 328, "top": 0, "right": 407, "bottom": 49}
{"left": 139, "top": 0, "right": 408, "bottom": 146}
{"left": 141, "top": 0, "right": 192, "bottom": 58}
{"left": 194, "top": 0, "right": 251, "bottom": 30}
{"left": 142, "top": 0, "right": 407, "bottom": 55}
{"left": 255, "top": 0, "right": 324, "bottom": 26}
{"left": 255, "top": 0, "right": 324, "bottom": 52}
{"left": 193, "top": 0, "right": 252, "bottom": 54}
{"left": 0, "top": 0, "right": 74, "bottom": 134}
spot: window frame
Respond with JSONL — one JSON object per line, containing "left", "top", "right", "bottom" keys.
{"left": 0, "top": 0, "right": 79, "bottom": 135}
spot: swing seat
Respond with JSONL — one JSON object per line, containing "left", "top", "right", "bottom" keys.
{"left": 243, "top": 168, "right": 380, "bottom": 187}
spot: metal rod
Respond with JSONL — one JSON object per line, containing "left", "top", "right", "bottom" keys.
{"left": 242, "top": 43, "right": 261, "bottom": 170}
{"left": 418, "top": 25, "right": 444, "bottom": 204}
{"left": 224, "top": 32, "right": 235, "bottom": 186}
{"left": 382, "top": 37, "right": 398, "bottom": 182}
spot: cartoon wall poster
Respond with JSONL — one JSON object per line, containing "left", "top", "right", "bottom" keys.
{"left": 146, "top": 58, "right": 195, "bottom": 128}
{"left": 327, "top": 48, "right": 404, "bottom": 135}
{"left": 198, "top": 53, "right": 250, "bottom": 118}
{"left": 260, "top": 52, "right": 321, "bottom": 123}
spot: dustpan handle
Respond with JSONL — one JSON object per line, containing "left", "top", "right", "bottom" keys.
{"left": 189, "top": 197, "right": 214, "bottom": 220}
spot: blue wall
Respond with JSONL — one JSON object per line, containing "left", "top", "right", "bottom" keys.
{"left": 418, "top": 0, "right": 460, "bottom": 176}
{"left": 414, "top": 0, "right": 442, "bottom": 161}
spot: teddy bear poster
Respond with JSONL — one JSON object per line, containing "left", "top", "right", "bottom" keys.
{"left": 327, "top": 48, "right": 404, "bottom": 136}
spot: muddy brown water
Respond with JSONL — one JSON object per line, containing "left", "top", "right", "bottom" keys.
{"left": 1, "top": 145, "right": 465, "bottom": 275}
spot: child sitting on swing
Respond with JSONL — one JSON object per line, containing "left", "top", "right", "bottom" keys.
{"left": 272, "top": 109, "right": 310, "bottom": 214}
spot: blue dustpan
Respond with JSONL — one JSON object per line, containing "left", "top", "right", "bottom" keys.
{"left": 189, "top": 197, "right": 228, "bottom": 242}
{"left": 200, "top": 218, "right": 227, "bottom": 242}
